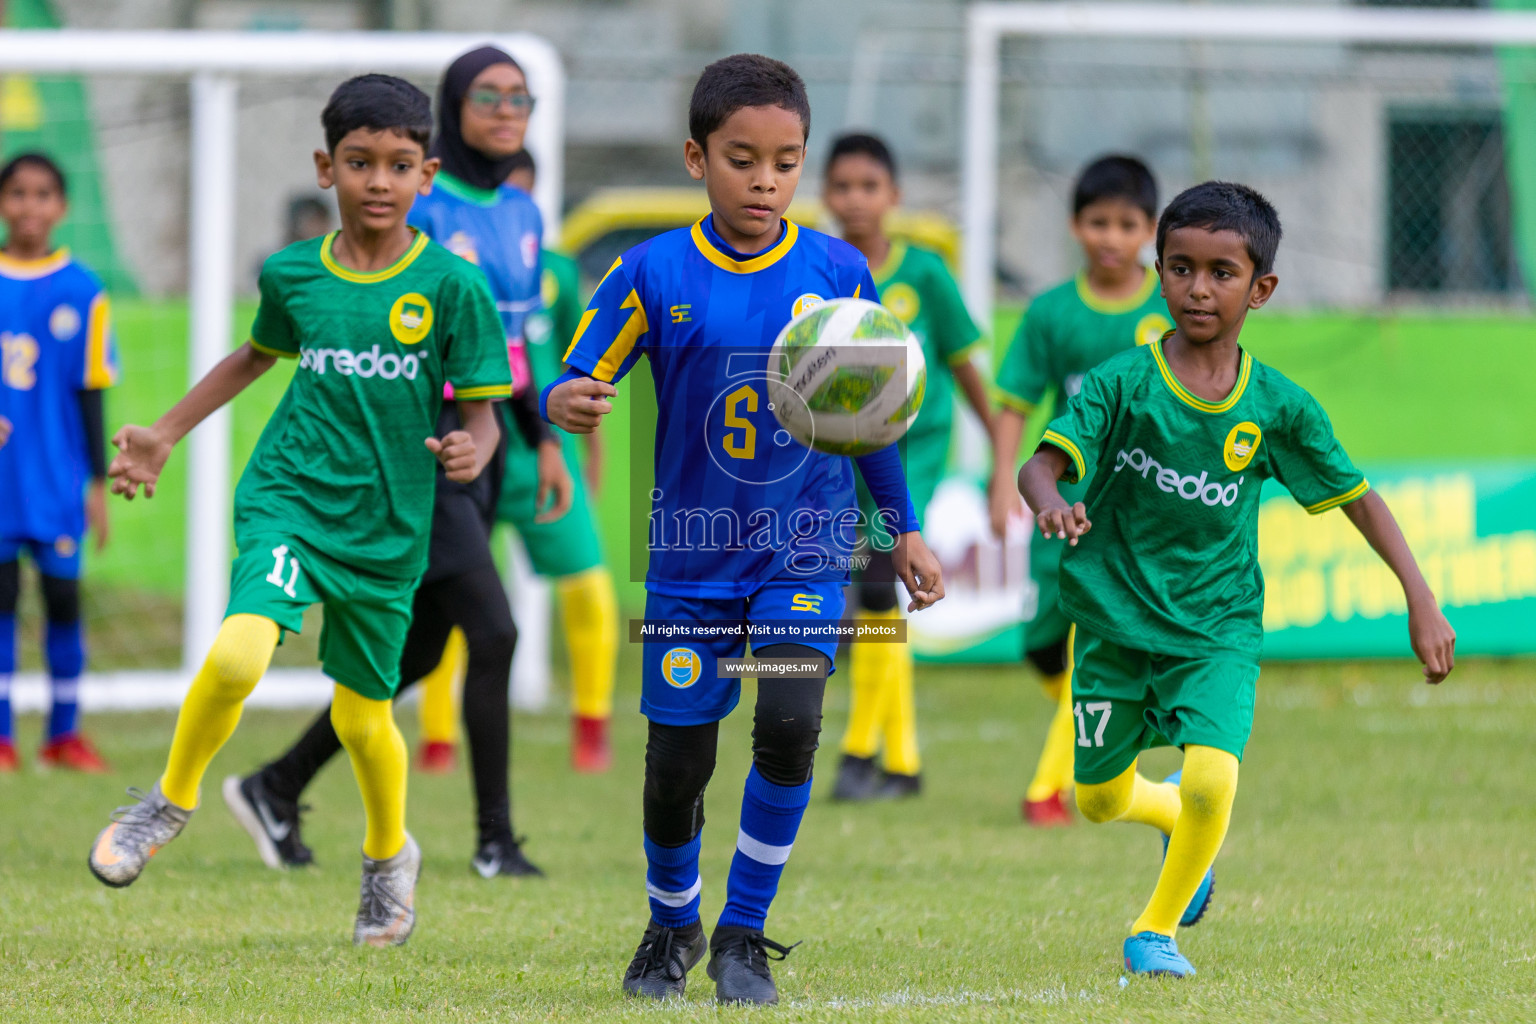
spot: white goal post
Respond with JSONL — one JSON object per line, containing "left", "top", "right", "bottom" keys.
{"left": 0, "top": 31, "right": 564, "bottom": 702}
{"left": 960, "top": 2, "right": 1536, "bottom": 324}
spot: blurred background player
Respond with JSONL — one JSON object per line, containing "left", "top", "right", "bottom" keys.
{"left": 0, "top": 152, "right": 117, "bottom": 773}
{"left": 86, "top": 73, "right": 514, "bottom": 947}
{"left": 228, "top": 47, "right": 571, "bottom": 880}
{"left": 820, "top": 132, "right": 991, "bottom": 801}
{"left": 988, "top": 155, "right": 1169, "bottom": 827}
{"left": 415, "top": 147, "right": 619, "bottom": 776}
{"left": 503, "top": 148, "right": 619, "bottom": 773}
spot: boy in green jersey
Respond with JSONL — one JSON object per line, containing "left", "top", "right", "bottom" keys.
{"left": 86, "top": 75, "right": 513, "bottom": 947}
{"left": 821, "top": 133, "right": 992, "bottom": 801}
{"left": 1018, "top": 181, "right": 1456, "bottom": 978}
{"left": 990, "top": 156, "right": 1171, "bottom": 827}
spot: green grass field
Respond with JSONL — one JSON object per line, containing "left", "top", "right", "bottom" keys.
{"left": 2, "top": 657, "right": 1533, "bottom": 1022}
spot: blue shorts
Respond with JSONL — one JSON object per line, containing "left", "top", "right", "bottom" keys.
{"left": 0, "top": 535, "right": 83, "bottom": 579}
{"left": 641, "top": 579, "right": 847, "bottom": 726}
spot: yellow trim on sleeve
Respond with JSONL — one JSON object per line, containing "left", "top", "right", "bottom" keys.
{"left": 83, "top": 293, "right": 117, "bottom": 389}
{"left": 870, "top": 240, "right": 909, "bottom": 286}
{"left": 1074, "top": 266, "right": 1158, "bottom": 314}
{"left": 1304, "top": 479, "right": 1370, "bottom": 515}
{"left": 946, "top": 339, "right": 986, "bottom": 367}
{"left": 319, "top": 230, "right": 429, "bottom": 284}
{"left": 997, "top": 392, "right": 1037, "bottom": 416}
{"left": 248, "top": 338, "right": 297, "bottom": 359}
{"left": 592, "top": 288, "right": 649, "bottom": 382}
{"left": 1041, "top": 429, "right": 1086, "bottom": 482}
{"left": 1150, "top": 340, "right": 1252, "bottom": 414}
{"left": 690, "top": 217, "right": 800, "bottom": 274}
{"left": 0, "top": 247, "right": 71, "bottom": 280}
{"left": 453, "top": 384, "right": 513, "bottom": 400}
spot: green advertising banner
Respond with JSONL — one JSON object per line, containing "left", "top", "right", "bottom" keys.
{"left": 1260, "top": 464, "right": 1536, "bottom": 659}
{"left": 910, "top": 464, "right": 1536, "bottom": 663}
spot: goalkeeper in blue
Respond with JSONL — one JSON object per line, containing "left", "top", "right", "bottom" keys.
{"left": 543, "top": 54, "right": 945, "bottom": 1005}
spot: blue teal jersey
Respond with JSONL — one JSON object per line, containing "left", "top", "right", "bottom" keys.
{"left": 408, "top": 172, "right": 542, "bottom": 393}
{"left": 556, "top": 216, "right": 890, "bottom": 598}
{"left": 0, "top": 249, "right": 117, "bottom": 544}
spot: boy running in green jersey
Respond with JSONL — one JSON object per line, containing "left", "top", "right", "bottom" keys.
{"left": 821, "top": 133, "right": 992, "bottom": 801}
{"left": 989, "top": 156, "right": 1171, "bottom": 827}
{"left": 1017, "top": 181, "right": 1456, "bottom": 978}
{"left": 86, "top": 75, "right": 512, "bottom": 947}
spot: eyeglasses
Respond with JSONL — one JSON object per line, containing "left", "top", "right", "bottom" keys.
{"left": 467, "top": 90, "right": 536, "bottom": 116}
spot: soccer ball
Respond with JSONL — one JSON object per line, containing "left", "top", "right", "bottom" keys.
{"left": 765, "top": 297, "right": 926, "bottom": 457}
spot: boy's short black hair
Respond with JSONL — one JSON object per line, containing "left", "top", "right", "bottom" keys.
{"left": 505, "top": 149, "right": 535, "bottom": 178}
{"left": 1157, "top": 180, "right": 1283, "bottom": 277}
{"left": 826, "top": 132, "right": 897, "bottom": 181}
{"left": 321, "top": 74, "right": 433, "bottom": 155}
{"left": 0, "top": 152, "right": 67, "bottom": 196}
{"left": 1073, "top": 155, "right": 1156, "bottom": 218}
{"left": 688, "top": 54, "right": 810, "bottom": 149}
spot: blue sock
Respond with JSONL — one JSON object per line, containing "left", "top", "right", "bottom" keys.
{"left": 644, "top": 832, "right": 703, "bottom": 928}
{"left": 718, "top": 766, "right": 813, "bottom": 931}
{"left": 45, "top": 618, "right": 83, "bottom": 740}
{"left": 0, "top": 611, "right": 15, "bottom": 741}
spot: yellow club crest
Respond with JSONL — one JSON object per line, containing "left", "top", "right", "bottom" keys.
{"left": 1224, "top": 421, "right": 1262, "bottom": 472}
{"left": 663, "top": 646, "right": 702, "bottom": 689}
{"left": 882, "top": 282, "right": 920, "bottom": 325}
{"left": 390, "top": 292, "right": 433, "bottom": 345}
{"left": 791, "top": 293, "right": 824, "bottom": 317}
{"left": 1135, "top": 312, "right": 1173, "bottom": 347}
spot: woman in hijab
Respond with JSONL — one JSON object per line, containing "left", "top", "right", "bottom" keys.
{"left": 224, "top": 46, "right": 571, "bottom": 882}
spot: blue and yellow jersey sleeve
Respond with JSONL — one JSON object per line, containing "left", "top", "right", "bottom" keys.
{"left": 79, "top": 284, "right": 118, "bottom": 390}
{"left": 1270, "top": 388, "right": 1369, "bottom": 515}
{"left": 1038, "top": 364, "right": 1116, "bottom": 486}
{"left": 249, "top": 260, "right": 300, "bottom": 358}
{"left": 562, "top": 255, "right": 652, "bottom": 385}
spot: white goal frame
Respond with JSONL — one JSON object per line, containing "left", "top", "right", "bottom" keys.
{"left": 0, "top": 31, "right": 564, "bottom": 704}
{"left": 961, "top": 2, "right": 1536, "bottom": 324}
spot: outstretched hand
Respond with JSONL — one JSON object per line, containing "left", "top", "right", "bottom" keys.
{"left": 892, "top": 531, "right": 946, "bottom": 612}
{"left": 109, "top": 425, "right": 175, "bottom": 500}
{"left": 1036, "top": 502, "right": 1091, "bottom": 546}
{"left": 426, "top": 430, "right": 479, "bottom": 482}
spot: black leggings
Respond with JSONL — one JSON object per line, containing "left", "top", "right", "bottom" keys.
{"left": 260, "top": 564, "right": 518, "bottom": 842}
{"left": 0, "top": 561, "right": 80, "bottom": 621}
{"left": 643, "top": 644, "right": 827, "bottom": 848}
{"left": 852, "top": 546, "right": 900, "bottom": 614}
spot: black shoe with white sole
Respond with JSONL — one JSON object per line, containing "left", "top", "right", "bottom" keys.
{"left": 222, "top": 772, "right": 313, "bottom": 869}
{"left": 471, "top": 833, "right": 544, "bottom": 879}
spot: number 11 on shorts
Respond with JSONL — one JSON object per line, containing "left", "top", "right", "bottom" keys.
{"left": 266, "top": 544, "right": 300, "bottom": 598}
{"left": 1074, "top": 700, "right": 1112, "bottom": 748}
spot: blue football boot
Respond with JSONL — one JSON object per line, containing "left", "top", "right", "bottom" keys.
{"left": 1161, "top": 769, "right": 1215, "bottom": 926}
{"left": 1123, "top": 931, "right": 1195, "bottom": 977}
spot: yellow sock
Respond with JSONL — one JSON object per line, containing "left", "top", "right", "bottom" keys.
{"left": 1025, "top": 667, "right": 1076, "bottom": 801}
{"left": 1132, "top": 745, "right": 1239, "bottom": 937}
{"left": 840, "top": 610, "right": 898, "bottom": 759}
{"left": 558, "top": 568, "right": 618, "bottom": 720}
{"left": 331, "top": 685, "right": 409, "bottom": 861}
{"left": 417, "top": 628, "right": 465, "bottom": 745}
{"left": 880, "top": 636, "right": 920, "bottom": 775}
{"left": 1074, "top": 759, "right": 1181, "bottom": 834}
{"left": 160, "top": 614, "right": 279, "bottom": 809}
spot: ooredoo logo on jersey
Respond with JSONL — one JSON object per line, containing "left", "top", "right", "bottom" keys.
{"left": 1114, "top": 446, "right": 1246, "bottom": 508}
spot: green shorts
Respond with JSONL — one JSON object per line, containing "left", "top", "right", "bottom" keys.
{"left": 226, "top": 535, "right": 417, "bottom": 701}
{"left": 1071, "top": 626, "right": 1259, "bottom": 785}
{"left": 497, "top": 437, "right": 604, "bottom": 577}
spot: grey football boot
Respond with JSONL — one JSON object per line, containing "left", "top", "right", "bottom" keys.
{"left": 353, "top": 833, "right": 421, "bottom": 947}
{"left": 89, "top": 783, "right": 194, "bottom": 888}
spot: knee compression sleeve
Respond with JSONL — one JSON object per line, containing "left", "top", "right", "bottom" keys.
{"left": 643, "top": 720, "right": 719, "bottom": 847}
{"left": 161, "top": 614, "right": 279, "bottom": 808}
{"left": 331, "top": 684, "right": 409, "bottom": 861}
{"left": 751, "top": 645, "right": 827, "bottom": 787}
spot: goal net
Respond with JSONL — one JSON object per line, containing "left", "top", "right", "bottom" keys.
{"left": 0, "top": 30, "right": 564, "bottom": 710}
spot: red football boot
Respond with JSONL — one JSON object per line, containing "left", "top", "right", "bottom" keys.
{"left": 571, "top": 715, "right": 612, "bottom": 774}
{"left": 38, "top": 733, "right": 110, "bottom": 773}
{"left": 416, "top": 739, "right": 457, "bottom": 774}
{"left": 1022, "top": 790, "right": 1074, "bottom": 827}
{"left": 0, "top": 740, "right": 18, "bottom": 772}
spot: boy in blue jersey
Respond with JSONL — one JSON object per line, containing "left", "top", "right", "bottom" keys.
{"left": 0, "top": 153, "right": 118, "bottom": 774}
{"left": 544, "top": 54, "right": 945, "bottom": 1005}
